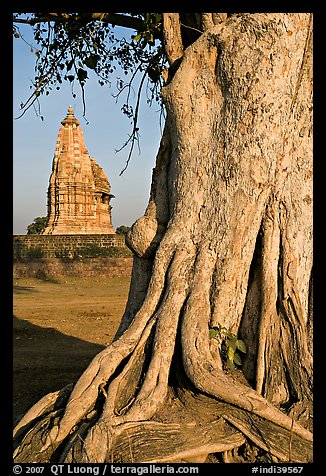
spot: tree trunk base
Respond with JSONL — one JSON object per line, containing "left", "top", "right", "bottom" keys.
{"left": 13, "top": 378, "right": 312, "bottom": 463}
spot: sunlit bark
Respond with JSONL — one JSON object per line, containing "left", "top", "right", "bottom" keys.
{"left": 14, "top": 13, "right": 313, "bottom": 463}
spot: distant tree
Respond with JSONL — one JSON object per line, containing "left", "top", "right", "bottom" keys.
{"left": 26, "top": 216, "right": 48, "bottom": 235}
{"left": 115, "top": 225, "right": 131, "bottom": 236}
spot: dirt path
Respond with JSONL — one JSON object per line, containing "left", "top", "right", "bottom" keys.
{"left": 13, "top": 275, "right": 131, "bottom": 423}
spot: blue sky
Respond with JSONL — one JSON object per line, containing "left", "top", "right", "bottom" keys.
{"left": 13, "top": 22, "right": 163, "bottom": 234}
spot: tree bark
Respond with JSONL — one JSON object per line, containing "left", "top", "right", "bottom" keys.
{"left": 14, "top": 13, "right": 313, "bottom": 463}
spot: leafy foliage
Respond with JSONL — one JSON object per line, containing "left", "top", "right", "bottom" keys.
{"left": 132, "top": 13, "right": 163, "bottom": 47}
{"left": 26, "top": 246, "right": 44, "bottom": 259}
{"left": 115, "top": 225, "right": 131, "bottom": 236}
{"left": 13, "top": 12, "right": 168, "bottom": 173}
{"left": 26, "top": 216, "right": 48, "bottom": 235}
{"left": 13, "top": 14, "right": 166, "bottom": 120}
{"left": 209, "top": 323, "right": 247, "bottom": 370}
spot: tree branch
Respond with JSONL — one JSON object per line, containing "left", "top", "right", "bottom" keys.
{"left": 162, "top": 13, "right": 184, "bottom": 65}
{"left": 201, "top": 13, "right": 214, "bottom": 30}
{"left": 212, "top": 13, "right": 228, "bottom": 25}
{"left": 13, "top": 13, "right": 144, "bottom": 32}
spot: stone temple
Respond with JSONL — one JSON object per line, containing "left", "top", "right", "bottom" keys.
{"left": 42, "top": 106, "right": 115, "bottom": 235}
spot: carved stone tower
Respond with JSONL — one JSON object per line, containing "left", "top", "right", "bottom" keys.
{"left": 42, "top": 106, "right": 115, "bottom": 235}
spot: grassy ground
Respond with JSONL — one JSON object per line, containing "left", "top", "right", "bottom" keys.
{"left": 13, "top": 275, "right": 131, "bottom": 423}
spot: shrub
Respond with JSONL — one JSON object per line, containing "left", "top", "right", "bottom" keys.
{"left": 26, "top": 246, "right": 44, "bottom": 259}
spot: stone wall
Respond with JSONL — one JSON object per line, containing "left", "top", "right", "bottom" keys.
{"left": 13, "top": 234, "right": 131, "bottom": 260}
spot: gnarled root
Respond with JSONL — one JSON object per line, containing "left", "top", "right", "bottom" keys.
{"left": 14, "top": 233, "right": 312, "bottom": 463}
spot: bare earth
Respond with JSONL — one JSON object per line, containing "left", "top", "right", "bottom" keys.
{"left": 13, "top": 275, "right": 131, "bottom": 423}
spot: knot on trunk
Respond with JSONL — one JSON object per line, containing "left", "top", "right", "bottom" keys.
{"left": 126, "top": 216, "right": 164, "bottom": 258}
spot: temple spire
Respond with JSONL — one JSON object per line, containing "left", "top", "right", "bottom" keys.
{"left": 61, "top": 105, "right": 80, "bottom": 126}
{"left": 42, "top": 107, "right": 115, "bottom": 235}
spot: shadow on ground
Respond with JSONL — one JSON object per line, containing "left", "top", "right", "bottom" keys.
{"left": 13, "top": 315, "right": 105, "bottom": 424}
{"left": 13, "top": 285, "right": 39, "bottom": 294}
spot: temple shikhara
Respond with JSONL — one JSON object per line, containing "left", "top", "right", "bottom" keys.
{"left": 42, "top": 106, "right": 115, "bottom": 235}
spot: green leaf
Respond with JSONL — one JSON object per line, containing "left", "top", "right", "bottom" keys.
{"left": 77, "top": 68, "right": 88, "bottom": 83}
{"left": 66, "top": 60, "right": 74, "bottom": 71}
{"left": 153, "top": 13, "right": 162, "bottom": 25}
{"left": 233, "top": 352, "right": 242, "bottom": 366}
{"left": 147, "top": 33, "right": 154, "bottom": 43}
{"left": 227, "top": 345, "right": 235, "bottom": 360}
{"left": 226, "top": 337, "right": 237, "bottom": 351}
{"left": 134, "top": 33, "right": 142, "bottom": 41}
{"left": 209, "top": 329, "right": 219, "bottom": 339}
{"left": 84, "top": 54, "right": 98, "bottom": 70}
{"left": 236, "top": 339, "right": 247, "bottom": 353}
{"left": 226, "top": 331, "right": 236, "bottom": 339}
{"left": 147, "top": 66, "right": 160, "bottom": 83}
{"left": 226, "top": 358, "right": 235, "bottom": 370}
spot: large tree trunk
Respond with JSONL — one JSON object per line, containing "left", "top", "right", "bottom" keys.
{"left": 14, "top": 13, "right": 313, "bottom": 463}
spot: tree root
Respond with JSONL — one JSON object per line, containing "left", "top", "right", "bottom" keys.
{"left": 14, "top": 228, "right": 313, "bottom": 463}
{"left": 13, "top": 383, "right": 74, "bottom": 443}
{"left": 180, "top": 245, "right": 312, "bottom": 462}
{"left": 109, "top": 419, "right": 245, "bottom": 463}
{"left": 14, "top": 235, "right": 313, "bottom": 463}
